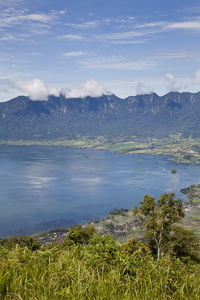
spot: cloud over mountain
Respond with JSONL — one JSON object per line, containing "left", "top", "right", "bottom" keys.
{"left": 15, "top": 79, "right": 59, "bottom": 100}
{"left": 195, "top": 70, "right": 200, "bottom": 84}
{"left": 14, "top": 78, "right": 110, "bottom": 100}
{"left": 165, "top": 73, "right": 180, "bottom": 91}
{"left": 64, "top": 79, "right": 110, "bottom": 98}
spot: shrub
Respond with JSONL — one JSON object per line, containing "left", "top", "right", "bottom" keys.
{"left": 63, "top": 226, "right": 96, "bottom": 246}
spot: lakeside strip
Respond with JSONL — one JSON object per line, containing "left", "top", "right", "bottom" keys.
{"left": 1, "top": 134, "right": 200, "bottom": 164}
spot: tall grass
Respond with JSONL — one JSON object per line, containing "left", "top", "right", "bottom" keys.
{"left": 0, "top": 235, "right": 200, "bottom": 300}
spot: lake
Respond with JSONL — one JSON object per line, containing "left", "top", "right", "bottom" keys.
{"left": 0, "top": 145, "right": 200, "bottom": 237}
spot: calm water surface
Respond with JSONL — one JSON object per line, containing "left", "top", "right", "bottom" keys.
{"left": 0, "top": 145, "right": 200, "bottom": 237}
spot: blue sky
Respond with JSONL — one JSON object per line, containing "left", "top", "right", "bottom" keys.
{"left": 1, "top": 0, "right": 200, "bottom": 101}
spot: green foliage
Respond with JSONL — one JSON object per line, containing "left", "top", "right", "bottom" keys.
{"left": 181, "top": 183, "right": 200, "bottom": 204}
{"left": 132, "top": 206, "right": 139, "bottom": 216}
{"left": 63, "top": 226, "right": 96, "bottom": 246}
{"left": 140, "top": 194, "right": 155, "bottom": 216}
{"left": 0, "top": 235, "right": 41, "bottom": 251}
{"left": 84, "top": 234, "right": 117, "bottom": 269}
{"left": 109, "top": 208, "right": 129, "bottom": 216}
{"left": 120, "top": 238, "right": 151, "bottom": 258}
{"left": 169, "top": 226, "right": 200, "bottom": 262}
{"left": 0, "top": 233, "right": 199, "bottom": 299}
{"left": 136, "top": 193, "right": 185, "bottom": 260}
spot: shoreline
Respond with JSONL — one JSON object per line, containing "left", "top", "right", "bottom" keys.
{"left": 33, "top": 186, "right": 200, "bottom": 245}
{"left": 1, "top": 135, "right": 200, "bottom": 164}
{"left": 0, "top": 138, "right": 200, "bottom": 243}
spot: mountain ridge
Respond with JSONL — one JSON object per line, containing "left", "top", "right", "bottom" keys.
{"left": 0, "top": 91, "right": 200, "bottom": 140}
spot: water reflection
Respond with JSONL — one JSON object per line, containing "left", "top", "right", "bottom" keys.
{"left": 0, "top": 146, "right": 200, "bottom": 236}
{"left": 27, "top": 176, "right": 57, "bottom": 188}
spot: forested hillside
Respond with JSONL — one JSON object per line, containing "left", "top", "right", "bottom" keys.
{"left": 1, "top": 92, "right": 200, "bottom": 140}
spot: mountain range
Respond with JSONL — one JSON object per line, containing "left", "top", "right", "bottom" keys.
{"left": 0, "top": 91, "right": 200, "bottom": 140}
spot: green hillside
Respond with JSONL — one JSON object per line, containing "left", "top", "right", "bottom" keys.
{"left": 1, "top": 92, "right": 200, "bottom": 140}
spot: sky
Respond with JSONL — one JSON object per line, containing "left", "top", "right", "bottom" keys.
{"left": 1, "top": 0, "right": 200, "bottom": 101}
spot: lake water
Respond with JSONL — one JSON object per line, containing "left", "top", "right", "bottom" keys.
{"left": 0, "top": 145, "right": 200, "bottom": 237}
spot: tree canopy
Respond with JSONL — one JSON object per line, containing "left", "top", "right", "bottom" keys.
{"left": 133, "top": 193, "right": 185, "bottom": 260}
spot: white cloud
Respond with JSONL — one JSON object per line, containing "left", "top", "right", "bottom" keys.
{"left": 0, "top": 8, "right": 66, "bottom": 40}
{"left": 0, "top": 9, "right": 63, "bottom": 28}
{"left": 65, "top": 79, "right": 110, "bottom": 98}
{"left": 102, "top": 18, "right": 111, "bottom": 23}
{"left": 16, "top": 13, "right": 54, "bottom": 23}
{"left": 0, "top": 75, "right": 12, "bottom": 80}
{"left": 0, "top": 32, "right": 30, "bottom": 40}
{"left": 102, "top": 30, "right": 143, "bottom": 40}
{"left": 134, "top": 19, "right": 200, "bottom": 32}
{"left": 79, "top": 56, "right": 154, "bottom": 70}
{"left": 0, "top": 0, "right": 22, "bottom": 7}
{"left": 15, "top": 79, "right": 59, "bottom": 100}
{"left": 65, "top": 20, "right": 99, "bottom": 29}
{"left": 195, "top": 70, "right": 200, "bottom": 84}
{"left": 92, "top": 18, "right": 200, "bottom": 46}
{"left": 13, "top": 78, "right": 110, "bottom": 100}
{"left": 0, "top": 34, "right": 16, "bottom": 40}
{"left": 118, "top": 16, "right": 135, "bottom": 23}
{"left": 59, "top": 34, "right": 84, "bottom": 40}
{"left": 110, "top": 40, "right": 144, "bottom": 45}
{"left": 64, "top": 17, "right": 135, "bottom": 30}
{"left": 166, "top": 21, "right": 200, "bottom": 30}
{"left": 165, "top": 73, "right": 181, "bottom": 91}
{"left": 63, "top": 51, "right": 87, "bottom": 57}
{"left": 31, "top": 52, "right": 43, "bottom": 56}
{"left": 136, "top": 21, "right": 167, "bottom": 29}
{"left": 96, "top": 27, "right": 165, "bottom": 44}
{"left": 152, "top": 52, "right": 197, "bottom": 60}
{"left": 136, "top": 82, "right": 148, "bottom": 95}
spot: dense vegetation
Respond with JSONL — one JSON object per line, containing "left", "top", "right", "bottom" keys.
{"left": 1, "top": 91, "right": 200, "bottom": 140}
{"left": 0, "top": 194, "right": 199, "bottom": 299}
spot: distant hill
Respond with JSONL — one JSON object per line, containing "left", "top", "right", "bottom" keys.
{"left": 0, "top": 91, "right": 200, "bottom": 140}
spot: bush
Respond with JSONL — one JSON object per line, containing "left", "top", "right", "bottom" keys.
{"left": 0, "top": 235, "right": 41, "bottom": 251}
{"left": 63, "top": 226, "right": 96, "bottom": 246}
{"left": 84, "top": 234, "right": 118, "bottom": 268}
{"left": 169, "top": 226, "right": 200, "bottom": 262}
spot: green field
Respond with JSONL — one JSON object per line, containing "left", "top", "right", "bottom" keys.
{"left": 1, "top": 134, "right": 200, "bottom": 164}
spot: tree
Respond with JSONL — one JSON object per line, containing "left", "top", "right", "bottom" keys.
{"left": 133, "top": 193, "right": 185, "bottom": 260}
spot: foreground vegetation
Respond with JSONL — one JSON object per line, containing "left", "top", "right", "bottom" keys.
{"left": 0, "top": 235, "right": 199, "bottom": 299}
{"left": 1, "top": 134, "right": 200, "bottom": 164}
{"left": 0, "top": 194, "right": 200, "bottom": 299}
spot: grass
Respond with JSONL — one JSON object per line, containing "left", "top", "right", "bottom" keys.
{"left": 0, "top": 235, "right": 200, "bottom": 299}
